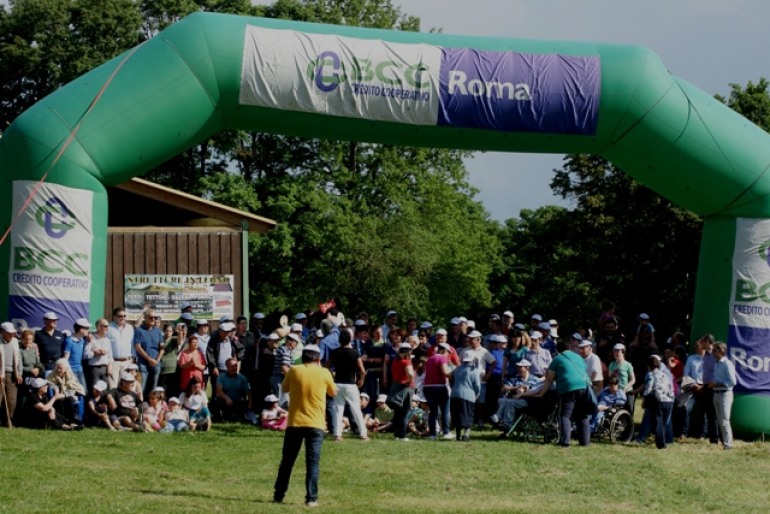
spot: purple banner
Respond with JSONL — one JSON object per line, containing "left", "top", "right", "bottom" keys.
{"left": 8, "top": 295, "right": 89, "bottom": 333}
{"left": 437, "top": 48, "right": 600, "bottom": 135}
{"left": 728, "top": 324, "right": 770, "bottom": 395}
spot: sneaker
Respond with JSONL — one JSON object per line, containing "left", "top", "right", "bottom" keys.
{"left": 490, "top": 414, "right": 499, "bottom": 424}
{"left": 461, "top": 435, "right": 470, "bottom": 442}
{"left": 442, "top": 433, "right": 455, "bottom": 440}
{"left": 396, "top": 437, "right": 411, "bottom": 442}
{"left": 306, "top": 500, "right": 319, "bottom": 507}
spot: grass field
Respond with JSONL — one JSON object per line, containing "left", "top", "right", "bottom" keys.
{"left": 2, "top": 424, "right": 770, "bottom": 514}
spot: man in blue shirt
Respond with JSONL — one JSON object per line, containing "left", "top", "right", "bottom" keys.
{"left": 319, "top": 318, "right": 340, "bottom": 433}
{"left": 491, "top": 358, "right": 541, "bottom": 433}
{"left": 62, "top": 318, "right": 90, "bottom": 391}
{"left": 591, "top": 376, "right": 627, "bottom": 433}
{"left": 215, "top": 357, "right": 252, "bottom": 421}
{"left": 133, "top": 310, "right": 165, "bottom": 399}
{"left": 34, "top": 312, "right": 64, "bottom": 372}
{"left": 709, "top": 342, "right": 736, "bottom": 450}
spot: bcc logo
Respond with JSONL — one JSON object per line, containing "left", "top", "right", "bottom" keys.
{"left": 35, "top": 197, "right": 75, "bottom": 239}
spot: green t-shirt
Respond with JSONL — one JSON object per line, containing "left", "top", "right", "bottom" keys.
{"left": 547, "top": 350, "right": 589, "bottom": 395}
{"left": 609, "top": 360, "right": 634, "bottom": 390}
{"left": 160, "top": 338, "right": 180, "bottom": 374}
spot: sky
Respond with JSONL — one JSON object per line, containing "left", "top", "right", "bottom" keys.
{"left": 401, "top": 0, "right": 770, "bottom": 221}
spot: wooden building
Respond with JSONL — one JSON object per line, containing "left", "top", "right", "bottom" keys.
{"left": 104, "top": 178, "right": 276, "bottom": 319}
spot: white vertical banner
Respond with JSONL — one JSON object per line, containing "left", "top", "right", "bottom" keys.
{"left": 8, "top": 181, "right": 94, "bottom": 328}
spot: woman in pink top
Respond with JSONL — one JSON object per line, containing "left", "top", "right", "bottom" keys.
{"left": 423, "top": 342, "right": 453, "bottom": 439}
{"left": 177, "top": 334, "right": 206, "bottom": 391}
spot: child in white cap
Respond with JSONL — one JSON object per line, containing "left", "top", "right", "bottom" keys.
{"left": 261, "top": 394, "right": 288, "bottom": 431}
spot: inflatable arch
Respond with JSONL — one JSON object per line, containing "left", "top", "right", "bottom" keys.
{"left": 2, "top": 12, "right": 770, "bottom": 434}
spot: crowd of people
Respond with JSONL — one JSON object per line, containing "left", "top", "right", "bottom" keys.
{"left": 0, "top": 300, "right": 736, "bottom": 450}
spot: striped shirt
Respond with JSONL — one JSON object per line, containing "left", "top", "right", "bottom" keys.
{"left": 273, "top": 345, "right": 293, "bottom": 376}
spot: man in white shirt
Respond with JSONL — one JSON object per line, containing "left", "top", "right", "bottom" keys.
{"left": 460, "top": 330, "right": 497, "bottom": 427}
{"left": 578, "top": 337, "right": 603, "bottom": 393}
{"left": 107, "top": 306, "right": 135, "bottom": 389}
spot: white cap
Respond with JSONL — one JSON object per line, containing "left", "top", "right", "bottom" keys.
{"left": 438, "top": 342, "right": 452, "bottom": 351}
{"left": 219, "top": 315, "right": 232, "bottom": 323}
{"left": 354, "top": 319, "right": 367, "bottom": 327}
{"left": 93, "top": 380, "right": 108, "bottom": 392}
{"left": 287, "top": 333, "right": 301, "bottom": 344}
{"left": 435, "top": 328, "right": 448, "bottom": 336}
{"left": 613, "top": 343, "right": 626, "bottom": 351}
{"left": 503, "top": 310, "right": 514, "bottom": 318}
{"left": 516, "top": 359, "right": 532, "bottom": 367}
{"left": 168, "top": 397, "right": 180, "bottom": 404}
{"left": 120, "top": 372, "right": 135, "bottom": 383}
{"left": 196, "top": 319, "right": 209, "bottom": 325}
{"left": 265, "top": 394, "right": 279, "bottom": 403}
{"left": 650, "top": 354, "right": 663, "bottom": 361}
{"left": 450, "top": 317, "right": 461, "bottom": 325}
{"left": 125, "top": 363, "right": 139, "bottom": 371}
{"left": 531, "top": 314, "right": 543, "bottom": 321}
{"left": 220, "top": 322, "right": 236, "bottom": 332}
{"left": 386, "top": 310, "right": 397, "bottom": 317}
{"left": 398, "top": 343, "right": 412, "bottom": 351}
{"left": 267, "top": 333, "right": 281, "bottom": 341}
{"left": 491, "top": 334, "right": 507, "bottom": 344}
{"left": 43, "top": 312, "right": 59, "bottom": 321}
{"left": 181, "top": 312, "right": 194, "bottom": 321}
{"left": 549, "top": 319, "right": 558, "bottom": 326}
{"left": 180, "top": 302, "right": 192, "bottom": 311}
{"left": 377, "top": 394, "right": 388, "bottom": 403}
{"left": 360, "top": 393, "right": 370, "bottom": 400}
{"left": 0, "top": 322, "right": 15, "bottom": 333}
{"left": 467, "top": 320, "right": 476, "bottom": 329}
{"left": 75, "top": 318, "right": 91, "bottom": 328}
{"left": 295, "top": 313, "right": 307, "bottom": 320}
{"left": 303, "top": 344, "right": 321, "bottom": 354}
{"left": 315, "top": 329, "right": 324, "bottom": 338}
{"left": 153, "top": 386, "right": 165, "bottom": 393}
{"left": 639, "top": 313, "right": 650, "bottom": 320}
{"left": 578, "top": 340, "right": 593, "bottom": 348}
{"left": 468, "top": 330, "right": 482, "bottom": 339}
{"left": 290, "top": 323, "right": 303, "bottom": 332}
{"left": 530, "top": 331, "right": 542, "bottom": 340}
{"left": 31, "top": 377, "right": 48, "bottom": 389}
{"left": 462, "top": 351, "right": 475, "bottom": 362}
{"left": 189, "top": 396, "right": 202, "bottom": 411}
{"left": 459, "top": 317, "right": 468, "bottom": 323}
{"left": 420, "top": 321, "right": 433, "bottom": 329}
{"left": 253, "top": 312, "right": 266, "bottom": 320}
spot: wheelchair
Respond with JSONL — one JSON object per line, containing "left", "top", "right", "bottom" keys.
{"left": 591, "top": 405, "right": 634, "bottom": 443}
{"left": 502, "top": 391, "right": 559, "bottom": 444}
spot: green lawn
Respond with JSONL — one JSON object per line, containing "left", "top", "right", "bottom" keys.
{"left": 1, "top": 425, "right": 769, "bottom": 514}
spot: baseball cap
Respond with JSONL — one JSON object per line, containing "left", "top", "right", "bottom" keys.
{"left": 264, "top": 394, "right": 279, "bottom": 403}
{"left": 514, "top": 323, "right": 525, "bottom": 330}
{"left": 93, "top": 380, "right": 108, "bottom": 392}
{"left": 377, "top": 394, "right": 388, "bottom": 403}
{"left": 267, "top": 332, "right": 280, "bottom": 341}
{"left": 530, "top": 331, "right": 542, "bottom": 340}
{"left": 571, "top": 333, "right": 583, "bottom": 342}
{"left": 220, "top": 322, "right": 236, "bottom": 332}
{"left": 153, "top": 386, "right": 165, "bottom": 393}
{"left": 295, "top": 313, "right": 307, "bottom": 320}
{"left": 516, "top": 359, "right": 532, "bottom": 367}
{"left": 435, "top": 328, "right": 448, "bottom": 336}
{"left": 489, "top": 314, "right": 501, "bottom": 321}
{"left": 253, "top": 312, "right": 265, "bottom": 320}
{"left": 466, "top": 320, "right": 476, "bottom": 329}
{"left": 420, "top": 321, "right": 433, "bottom": 329}
{"left": 31, "top": 377, "right": 48, "bottom": 389}
{"left": 613, "top": 343, "right": 626, "bottom": 351}
{"left": 43, "top": 312, "right": 59, "bottom": 321}
{"left": 386, "top": 310, "right": 397, "bottom": 317}
{"left": 168, "top": 397, "right": 180, "bottom": 404}
{"left": 578, "top": 340, "right": 592, "bottom": 348}
{"left": 450, "top": 317, "right": 461, "bottom": 325}
{"left": 398, "top": 343, "right": 412, "bottom": 351}
{"left": 438, "top": 342, "right": 452, "bottom": 351}
{"left": 0, "top": 322, "right": 15, "bottom": 333}
{"left": 180, "top": 302, "right": 192, "bottom": 311}
{"left": 467, "top": 330, "right": 482, "bottom": 339}
{"left": 491, "top": 334, "right": 507, "bottom": 344}
{"left": 196, "top": 319, "right": 209, "bottom": 325}
{"left": 531, "top": 314, "right": 543, "bottom": 321}
{"left": 459, "top": 316, "right": 468, "bottom": 324}
{"left": 120, "top": 372, "right": 135, "bottom": 383}
{"left": 650, "top": 354, "right": 663, "bottom": 361}
{"left": 287, "top": 333, "right": 301, "bottom": 344}
{"left": 303, "top": 344, "right": 321, "bottom": 354}
{"left": 125, "top": 363, "right": 139, "bottom": 371}
{"left": 503, "top": 310, "right": 514, "bottom": 318}
{"left": 538, "top": 322, "right": 552, "bottom": 332}
{"left": 290, "top": 323, "right": 303, "bottom": 332}
{"left": 360, "top": 393, "right": 370, "bottom": 400}
{"left": 75, "top": 318, "right": 91, "bottom": 329}
{"left": 639, "top": 313, "right": 650, "bottom": 320}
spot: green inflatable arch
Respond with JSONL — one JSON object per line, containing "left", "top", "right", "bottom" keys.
{"left": 2, "top": 12, "right": 770, "bottom": 434}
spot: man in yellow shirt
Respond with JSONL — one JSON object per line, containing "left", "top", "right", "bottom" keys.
{"left": 273, "top": 344, "right": 337, "bottom": 507}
